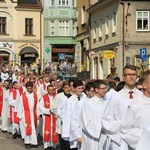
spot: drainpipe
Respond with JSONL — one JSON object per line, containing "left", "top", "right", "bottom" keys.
{"left": 40, "top": 2, "right": 44, "bottom": 71}
{"left": 120, "top": 1, "right": 125, "bottom": 67}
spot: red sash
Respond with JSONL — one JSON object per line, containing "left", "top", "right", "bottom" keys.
{"left": 43, "top": 94, "right": 57, "bottom": 142}
{"left": 22, "top": 92, "right": 37, "bottom": 135}
{"left": 9, "top": 88, "right": 19, "bottom": 124}
{"left": 43, "top": 83, "right": 46, "bottom": 91}
{"left": 18, "top": 76, "right": 22, "bottom": 83}
{"left": 0, "top": 87, "right": 3, "bottom": 117}
{"left": 53, "top": 88, "right": 57, "bottom": 96}
{"left": 19, "top": 87, "right": 23, "bottom": 95}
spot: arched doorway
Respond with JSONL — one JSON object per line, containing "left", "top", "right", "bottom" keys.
{"left": 19, "top": 47, "right": 39, "bottom": 66}
{"left": 0, "top": 51, "right": 10, "bottom": 65}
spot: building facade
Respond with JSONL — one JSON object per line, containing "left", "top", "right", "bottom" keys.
{"left": 0, "top": 0, "right": 43, "bottom": 67}
{"left": 76, "top": 0, "right": 90, "bottom": 73}
{"left": 88, "top": 0, "right": 150, "bottom": 79}
{"left": 41, "top": 0, "right": 77, "bottom": 65}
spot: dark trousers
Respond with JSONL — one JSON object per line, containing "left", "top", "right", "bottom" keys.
{"left": 59, "top": 134, "right": 70, "bottom": 150}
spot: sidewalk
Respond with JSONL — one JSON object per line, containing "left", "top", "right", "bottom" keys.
{"left": 0, "top": 131, "right": 43, "bottom": 150}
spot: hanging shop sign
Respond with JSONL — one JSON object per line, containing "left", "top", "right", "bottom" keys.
{"left": 104, "top": 50, "right": 115, "bottom": 59}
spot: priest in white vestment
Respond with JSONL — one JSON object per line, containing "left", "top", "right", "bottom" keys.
{"left": 9, "top": 81, "right": 21, "bottom": 138}
{"left": 38, "top": 85, "right": 57, "bottom": 150}
{"left": 1, "top": 80, "right": 10, "bottom": 132}
{"left": 17, "top": 81, "right": 39, "bottom": 149}
{"left": 102, "top": 65, "right": 142, "bottom": 150}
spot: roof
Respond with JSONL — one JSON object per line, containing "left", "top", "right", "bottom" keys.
{"left": 18, "top": 0, "right": 37, "bottom": 5}
{"left": 16, "top": 0, "right": 43, "bottom": 9}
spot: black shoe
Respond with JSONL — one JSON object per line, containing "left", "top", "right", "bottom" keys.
{"left": 44, "top": 147, "right": 50, "bottom": 150}
{"left": 12, "top": 132, "right": 17, "bottom": 139}
{"left": 18, "top": 134, "right": 21, "bottom": 138}
{"left": 2, "top": 130, "right": 7, "bottom": 133}
{"left": 25, "top": 144, "right": 31, "bottom": 149}
{"left": 50, "top": 146, "right": 55, "bottom": 150}
{"left": 31, "top": 145, "right": 38, "bottom": 148}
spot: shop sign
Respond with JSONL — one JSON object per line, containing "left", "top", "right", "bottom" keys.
{"left": 24, "top": 54, "right": 35, "bottom": 57}
{"left": 0, "top": 42, "right": 14, "bottom": 51}
{"left": 52, "top": 47, "right": 75, "bottom": 53}
{"left": 104, "top": 50, "right": 115, "bottom": 59}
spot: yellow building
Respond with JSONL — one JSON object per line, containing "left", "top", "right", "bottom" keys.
{"left": 0, "top": 0, "right": 43, "bottom": 67}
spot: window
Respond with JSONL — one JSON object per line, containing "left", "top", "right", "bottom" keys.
{"left": 81, "top": 6, "right": 86, "bottom": 24}
{"left": 126, "top": 57, "right": 130, "bottom": 65}
{"left": 50, "top": 0, "right": 55, "bottom": 6}
{"left": 50, "top": 21, "right": 55, "bottom": 36}
{"left": 136, "top": 11, "right": 149, "bottom": 31}
{"left": 112, "top": 12, "right": 116, "bottom": 33}
{"left": 0, "top": 17, "right": 6, "bottom": 34}
{"left": 25, "top": 18, "right": 33, "bottom": 35}
{"left": 99, "top": 19, "right": 102, "bottom": 38}
{"left": 73, "top": 21, "right": 77, "bottom": 36}
{"left": 105, "top": 16, "right": 109, "bottom": 35}
{"left": 73, "top": 0, "right": 76, "bottom": 7}
{"left": 93, "top": 21, "right": 96, "bottom": 42}
{"left": 59, "top": 0, "right": 68, "bottom": 6}
{"left": 58, "top": 21, "right": 69, "bottom": 36}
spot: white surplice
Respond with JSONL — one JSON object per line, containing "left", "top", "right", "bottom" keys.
{"left": 51, "top": 92, "right": 65, "bottom": 134}
{"left": 41, "top": 82, "right": 50, "bottom": 96}
{"left": 62, "top": 93, "right": 86, "bottom": 149}
{"left": 69, "top": 96, "right": 87, "bottom": 149}
{"left": 102, "top": 87, "right": 142, "bottom": 150}
{"left": 17, "top": 92, "right": 39, "bottom": 145}
{"left": 120, "top": 95, "right": 150, "bottom": 150}
{"left": 1, "top": 88, "right": 9, "bottom": 131}
{"left": 38, "top": 94, "right": 56, "bottom": 148}
{"left": 8, "top": 89, "right": 20, "bottom": 134}
{"left": 105, "top": 89, "right": 117, "bottom": 101}
{"left": 80, "top": 96, "right": 108, "bottom": 150}
{"left": 136, "top": 125, "right": 150, "bottom": 150}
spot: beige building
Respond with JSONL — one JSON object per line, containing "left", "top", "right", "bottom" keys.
{"left": 76, "top": 0, "right": 90, "bottom": 74}
{"left": 0, "top": 0, "right": 43, "bottom": 67}
{"left": 87, "top": 0, "right": 150, "bottom": 79}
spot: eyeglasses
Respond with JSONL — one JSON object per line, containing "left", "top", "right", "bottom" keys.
{"left": 124, "top": 74, "right": 137, "bottom": 77}
{"left": 88, "top": 90, "right": 95, "bottom": 93}
{"left": 97, "top": 87, "right": 107, "bottom": 90}
{"left": 138, "top": 88, "right": 144, "bottom": 91}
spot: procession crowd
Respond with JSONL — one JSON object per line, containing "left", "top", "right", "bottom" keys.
{"left": 0, "top": 64, "right": 150, "bottom": 150}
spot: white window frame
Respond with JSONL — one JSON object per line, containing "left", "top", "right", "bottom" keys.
{"left": 58, "top": 20, "right": 69, "bottom": 36}
{"left": 59, "top": 0, "right": 69, "bottom": 6}
{"left": 99, "top": 19, "right": 102, "bottom": 38}
{"left": 136, "top": 11, "right": 149, "bottom": 31}
{"left": 73, "top": 0, "right": 76, "bottom": 7}
{"left": 50, "top": 0, "right": 55, "bottom": 6}
{"left": 50, "top": 21, "right": 55, "bottom": 36}
{"left": 81, "top": 6, "right": 86, "bottom": 24}
{"left": 73, "top": 21, "right": 77, "bottom": 36}
{"left": 105, "top": 15, "right": 109, "bottom": 36}
{"left": 112, "top": 12, "right": 116, "bottom": 33}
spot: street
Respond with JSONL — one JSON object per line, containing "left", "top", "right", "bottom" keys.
{"left": 0, "top": 131, "right": 43, "bottom": 150}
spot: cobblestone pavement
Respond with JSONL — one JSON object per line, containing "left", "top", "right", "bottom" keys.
{"left": 0, "top": 131, "right": 43, "bottom": 150}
